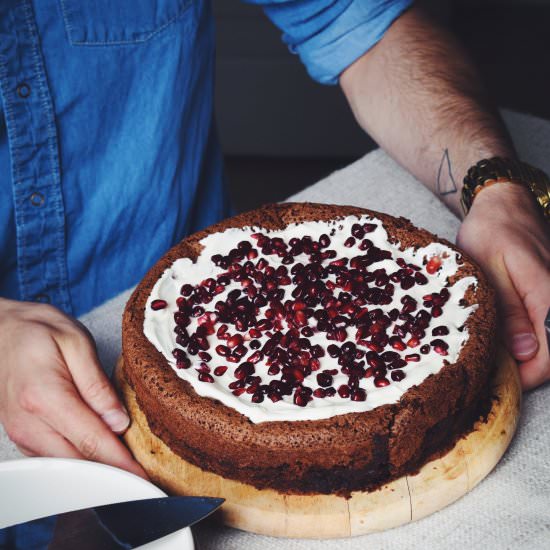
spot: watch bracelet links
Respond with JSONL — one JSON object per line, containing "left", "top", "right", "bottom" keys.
{"left": 461, "top": 157, "right": 550, "bottom": 220}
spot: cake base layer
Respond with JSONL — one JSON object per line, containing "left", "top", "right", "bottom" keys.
{"left": 114, "top": 346, "right": 521, "bottom": 539}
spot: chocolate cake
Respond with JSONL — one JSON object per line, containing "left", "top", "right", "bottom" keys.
{"left": 122, "top": 203, "right": 496, "bottom": 496}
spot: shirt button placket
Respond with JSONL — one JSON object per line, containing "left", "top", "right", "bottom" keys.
{"left": 0, "top": 0, "right": 72, "bottom": 313}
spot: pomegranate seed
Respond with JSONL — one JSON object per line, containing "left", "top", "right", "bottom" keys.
{"left": 426, "top": 256, "right": 442, "bottom": 274}
{"left": 251, "top": 391, "right": 264, "bottom": 403}
{"left": 248, "top": 351, "right": 263, "bottom": 364}
{"left": 291, "top": 368, "right": 305, "bottom": 383}
{"left": 267, "top": 365, "right": 280, "bottom": 376}
{"left": 176, "top": 356, "right": 191, "bottom": 369}
{"left": 268, "top": 392, "right": 282, "bottom": 402}
{"left": 235, "top": 362, "right": 255, "bottom": 380}
{"left": 327, "top": 344, "right": 340, "bottom": 357}
{"left": 174, "top": 312, "right": 190, "bottom": 326}
{"left": 420, "top": 344, "right": 431, "bottom": 354}
{"left": 351, "top": 388, "right": 367, "bottom": 401}
{"left": 432, "top": 325, "right": 449, "bottom": 336}
{"left": 198, "top": 351, "right": 212, "bottom": 362}
{"left": 344, "top": 237, "right": 356, "bottom": 247}
{"left": 432, "top": 305, "right": 443, "bottom": 318}
{"left": 294, "top": 391, "right": 310, "bottom": 407}
{"left": 319, "top": 234, "right": 331, "bottom": 248}
{"left": 391, "top": 370, "right": 405, "bottom": 382}
{"left": 214, "top": 366, "right": 228, "bottom": 376}
{"left": 198, "top": 372, "right": 214, "bottom": 383}
{"left": 351, "top": 224, "right": 365, "bottom": 239}
{"left": 256, "top": 319, "right": 273, "bottom": 331}
{"left": 381, "top": 351, "right": 400, "bottom": 363}
{"left": 216, "top": 344, "right": 230, "bottom": 357}
{"left": 313, "top": 388, "right": 327, "bottom": 398}
{"left": 431, "top": 339, "right": 449, "bottom": 355}
{"left": 365, "top": 341, "right": 383, "bottom": 352}
{"left": 196, "top": 363, "right": 211, "bottom": 374}
{"left": 172, "top": 348, "right": 186, "bottom": 361}
{"left": 317, "top": 372, "right": 333, "bottom": 387}
{"left": 338, "top": 384, "right": 350, "bottom": 398}
{"left": 389, "top": 336, "right": 406, "bottom": 351}
{"left": 405, "top": 353, "right": 420, "bottom": 362}
{"left": 310, "top": 344, "right": 324, "bottom": 358}
{"left": 367, "top": 355, "right": 384, "bottom": 369}
{"left": 233, "top": 344, "right": 247, "bottom": 358}
{"left": 334, "top": 328, "right": 347, "bottom": 342}
{"left": 227, "top": 334, "right": 243, "bottom": 348}
{"left": 151, "top": 299, "right": 167, "bottom": 310}
{"left": 192, "top": 306, "right": 205, "bottom": 317}
{"left": 407, "top": 337, "right": 420, "bottom": 348}
{"left": 401, "top": 277, "right": 415, "bottom": 290}
{"left": 372, "top": 366, "right": 386, "bottom": 377}
{"left": 309, "top": 358, "right": 321, "bottom": 371}
{"left": 414, "top": 272, "right": 428, "bottom": 285}
{"left": 232, "top": 388, "right": 246, "bottom": 396}
{"left": 440, "top": 288, "right": 450, "bottom": 301}
{"left": 294, "top": 310, "right": 307, "bottom": 326}
{"left": 196, "top": 336, "right": 210, "bottom": 350}
{"left": 374, "top": 377, "right": 390, "bottom": 388}
{"left": 180, "top": 284, "right": 193, "bottom": 296}
{"left": 358, "top": 239, "right": 373, "bottom": 251}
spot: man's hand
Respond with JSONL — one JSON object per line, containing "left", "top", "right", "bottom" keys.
{"left": 0, "top": 299, "right": 146, "bottom": 477}
{"left": 457, "top": 184, "right": 550, "bottom": 389}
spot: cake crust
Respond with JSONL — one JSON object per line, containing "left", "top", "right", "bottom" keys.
{"left": 122, "top": 203, "right": 496, "bottom": 495}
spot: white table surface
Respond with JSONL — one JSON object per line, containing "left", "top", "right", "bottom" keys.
{"left": 1, "top": 110, "right": 549, "bottom": 549}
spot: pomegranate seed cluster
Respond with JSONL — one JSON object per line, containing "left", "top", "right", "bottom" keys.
{"left": 145, "top": 216, "right": 477, "bottom": 423}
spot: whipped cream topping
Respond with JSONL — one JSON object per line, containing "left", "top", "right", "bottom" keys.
{"left": 144, "top": 215, "right": 477, "bottom": 423}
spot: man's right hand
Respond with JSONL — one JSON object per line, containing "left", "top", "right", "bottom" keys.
{"left": 0, "top": 298, "right": 146, "bottom": 478}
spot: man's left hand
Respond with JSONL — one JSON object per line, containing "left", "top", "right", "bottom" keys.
{"left": 457, "top": 183, "right": 550, "bottom": 390}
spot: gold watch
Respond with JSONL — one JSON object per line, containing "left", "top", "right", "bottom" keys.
{"left": 461, "top": 157, "right": 550, "bottom": 220}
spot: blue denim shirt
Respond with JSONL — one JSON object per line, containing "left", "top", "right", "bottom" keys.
{"left": 0, "top": 0, "right": 412, "bottom": 316}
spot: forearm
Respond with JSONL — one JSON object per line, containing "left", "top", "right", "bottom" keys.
{"left": 340, "top": 5, "right": 515, "bottom": 218}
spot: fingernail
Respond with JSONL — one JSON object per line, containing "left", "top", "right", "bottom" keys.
{"left": 102, "top": 408, "right": 130, "bottom": 433}
{"left": 512, "top": 333, "right": 538, "bottom": 358}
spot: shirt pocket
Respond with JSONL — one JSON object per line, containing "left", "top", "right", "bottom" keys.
{"left": 59, "top": 0, "right": 193, "bottom": 46}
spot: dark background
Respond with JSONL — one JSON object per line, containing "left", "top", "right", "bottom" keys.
{"left": 214, "top": 0, "right": 550, "bottom": 212}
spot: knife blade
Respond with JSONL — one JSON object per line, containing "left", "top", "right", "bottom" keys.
{"left": 1, "top": 496, "right": 223, "bottom": 549}
{"left": 545, "top": 307, "right": 550, "bottom": 354}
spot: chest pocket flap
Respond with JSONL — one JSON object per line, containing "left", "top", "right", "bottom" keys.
{"left": 59, "top": 0, "right": 193, "bottom": 45}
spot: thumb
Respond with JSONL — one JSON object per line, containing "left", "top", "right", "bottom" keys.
{"left": 497, "top": 273, "right": 538, "bottom": 362}
{"left": 58, "top": 328, "right": 130, "bottom": 434}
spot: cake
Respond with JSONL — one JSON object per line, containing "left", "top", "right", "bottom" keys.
{"left": 122, "top": 203, "right": 496, "bottom": 496}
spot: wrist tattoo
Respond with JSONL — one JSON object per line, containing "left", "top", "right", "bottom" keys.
{"left": 437, "top": 148, "right": 458, "bottom": 196}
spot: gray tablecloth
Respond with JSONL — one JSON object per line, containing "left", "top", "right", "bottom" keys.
{"left": 1, "top": 110, "right": 549, "bottom": 549}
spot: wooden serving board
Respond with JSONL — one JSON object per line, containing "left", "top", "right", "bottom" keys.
{"left": 114, "top": 348, "right": 521, "bottom": 539}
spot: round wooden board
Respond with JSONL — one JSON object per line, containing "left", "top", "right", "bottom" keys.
{"left": 114, "top": 347, "right": 521, "bottom": 539}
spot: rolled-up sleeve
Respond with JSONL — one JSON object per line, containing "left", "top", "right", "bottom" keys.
{"left": 244, "top": 0, "right": 414, "bottom": 84}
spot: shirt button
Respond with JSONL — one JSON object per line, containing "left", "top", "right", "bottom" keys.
{"left": 16, "top": 83, "right": 31, "bottom": 99}
{"left": 29, "top": 192, "right": 45, "bottom": 206}
{"left": 34, "top": 294, "right": 50, "bottom": 304}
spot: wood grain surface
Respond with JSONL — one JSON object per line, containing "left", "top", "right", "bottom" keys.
{"left": 114, "top": 347, "right": 521, "bottom": 539}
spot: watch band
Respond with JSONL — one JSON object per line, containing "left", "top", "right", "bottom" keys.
{"left": 461, "top": 157, "right": 550, "bottom": 220}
